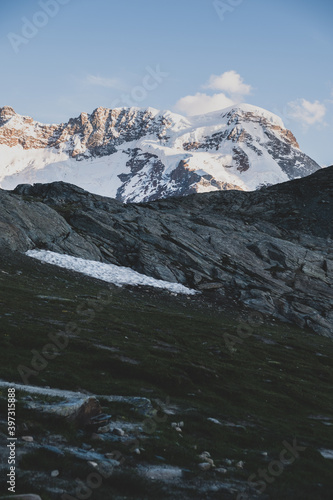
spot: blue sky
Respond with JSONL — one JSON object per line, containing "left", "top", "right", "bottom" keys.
{"left": 0, "top": 0, "right": 332, "bottom": 165}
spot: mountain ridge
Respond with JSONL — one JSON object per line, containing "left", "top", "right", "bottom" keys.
{"left": 0, "top": 103, "right": 321, "bottom": 202}
{"left": 1, "top": 165, "right": 332, "bottom": 337}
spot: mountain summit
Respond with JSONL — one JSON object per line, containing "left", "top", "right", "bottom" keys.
{"left": 0, "top": 103, "right": 320, "bottom": 202}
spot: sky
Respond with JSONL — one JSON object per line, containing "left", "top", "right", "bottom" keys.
{"left": 0, "top": 0, "right": 332, "bottom": 166}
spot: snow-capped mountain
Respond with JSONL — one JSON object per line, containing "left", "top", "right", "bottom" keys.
{"left": 0, "top": 103, "right": 321, "bottom": 202}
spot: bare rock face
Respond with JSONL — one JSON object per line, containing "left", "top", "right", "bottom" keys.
{"left": 0, "top": 105, "right": 17, "bottom": 123}
{"left": 0, "top": 185, "right": 102, "bottom": 259}
{"left": 69, "top": 397, "right": 103, "bottom": 427}
{"left": 0, "top": 104, "right": 321, "bottom": 202}
{"left": 0, "top": 166, "right": 332, "bottom": 337}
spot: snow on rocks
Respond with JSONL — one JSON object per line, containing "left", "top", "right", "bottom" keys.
{"left": 318, "top": 449, "right": 333, "bottom": 459}
{"left": 26, "top": 250, "right": 197, "bottom": 295}
{"left": 0, "top": 104, "right": 320, "bottom": 202}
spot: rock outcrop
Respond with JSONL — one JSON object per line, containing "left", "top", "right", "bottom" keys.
{"left": 0, "top": 166, "right": 332, "bottom": 337}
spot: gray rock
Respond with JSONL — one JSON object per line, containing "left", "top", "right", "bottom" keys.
{"left": 112, "top": 427, "right": 125, "bottom": 436}
{"left": 98, "top": 424, "right": 111, "bottom": 433}
{"left": 215, "top": 467, "right": 227, "bottom": 474}
{"left": 198, "top": 462, "right": 211, "bottom": 471}
{"left": 0, "top": 165, "right": 332, "bottom": 337}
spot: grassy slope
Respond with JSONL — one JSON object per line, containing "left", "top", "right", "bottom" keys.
{"left": 0, "top": 251, "right": 332, "bottom": 499}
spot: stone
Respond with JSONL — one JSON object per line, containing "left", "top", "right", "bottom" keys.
{"left": 89, "top": 413, "right": 112, "bottom": 427}
{"left": 70, "top": 397, "right": 103, "bottom": 427}
{"left": 318, "top": 449, "right": 333, "bottom": 459}
{"left": 198, "top": 462, "right": 211, "bottom": 471}
{"left": 112, "top": 427, "right": 125, "bottom": 436}
{"left": 21, "top": 436, "right": 33, "bottom": 442}
{"left": 98, "top": 424, "right": 111, "bottom": 433}
{"left": 51, "top": 470, "right": 59, "bottom": 477}
{"left": 215, "top": 467, "right": 227, "bottom": 474}
{"left": 207, "top": 417, "right": 222, "bottom": 425}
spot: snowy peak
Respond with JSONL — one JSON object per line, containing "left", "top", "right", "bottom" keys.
{"left": 221, "top": 103, "right": 285, "bottom": 128}
{"left": 0, "top": 104, "right": 321, "bottom": 202}
{"left": 221, "top": 104, "right": 299, "bottom": 149}
{"left": 0, "top": 105, "right": 17, "bottom": 124}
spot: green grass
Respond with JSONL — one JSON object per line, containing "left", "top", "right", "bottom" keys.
{"left": 0, "top": 250, "right": 332, "bottom": 499}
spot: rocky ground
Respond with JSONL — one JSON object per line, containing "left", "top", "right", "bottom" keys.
{"left": 0, "top": 166, "right": 332, "bottom": 337}
{"left": 0, "top": 250, "right": 332, "bottom": 499}
{"left": 0, "top": 166, "right": 332, "bottom": 498}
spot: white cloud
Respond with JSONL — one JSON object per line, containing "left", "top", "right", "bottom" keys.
{"left": 287, "top": 99, "right": 326, "bottom": 126}
{"left": 175, "top": 92, "right": 234, "bottom": 116}
{"left": 85, "top": 74, "right": 123, "bottom": 89}
{"left": 174, "top": 70, "right": 251, "bottom": 116}
{"left": 204, "top": 70, "right": 252, "bottom": 97}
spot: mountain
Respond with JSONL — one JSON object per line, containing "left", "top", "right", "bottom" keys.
{"left": 1, "top": 166, "right": 332, "bottom": 337}
{"left": 0, "top": 103, "right": 321, "bottom": 202}
{"left": 1, "top": 208, "right": 333, "bottom": 500}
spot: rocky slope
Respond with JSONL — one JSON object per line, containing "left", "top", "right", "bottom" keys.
{"left": 1, "top": 250, "right": 333, "bottom": 500}
{"left": 0, "top": 104, "right": 321, "bottom": 202}
{"left": 0, "top": 166, "right": 332, "bottom": 337}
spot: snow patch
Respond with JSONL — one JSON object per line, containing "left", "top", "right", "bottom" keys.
{"left": 319, "top": 449, "right": 333, "bottom": 460}
{"left": 26, "top": 250, "right": 197, "bottom": 295}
